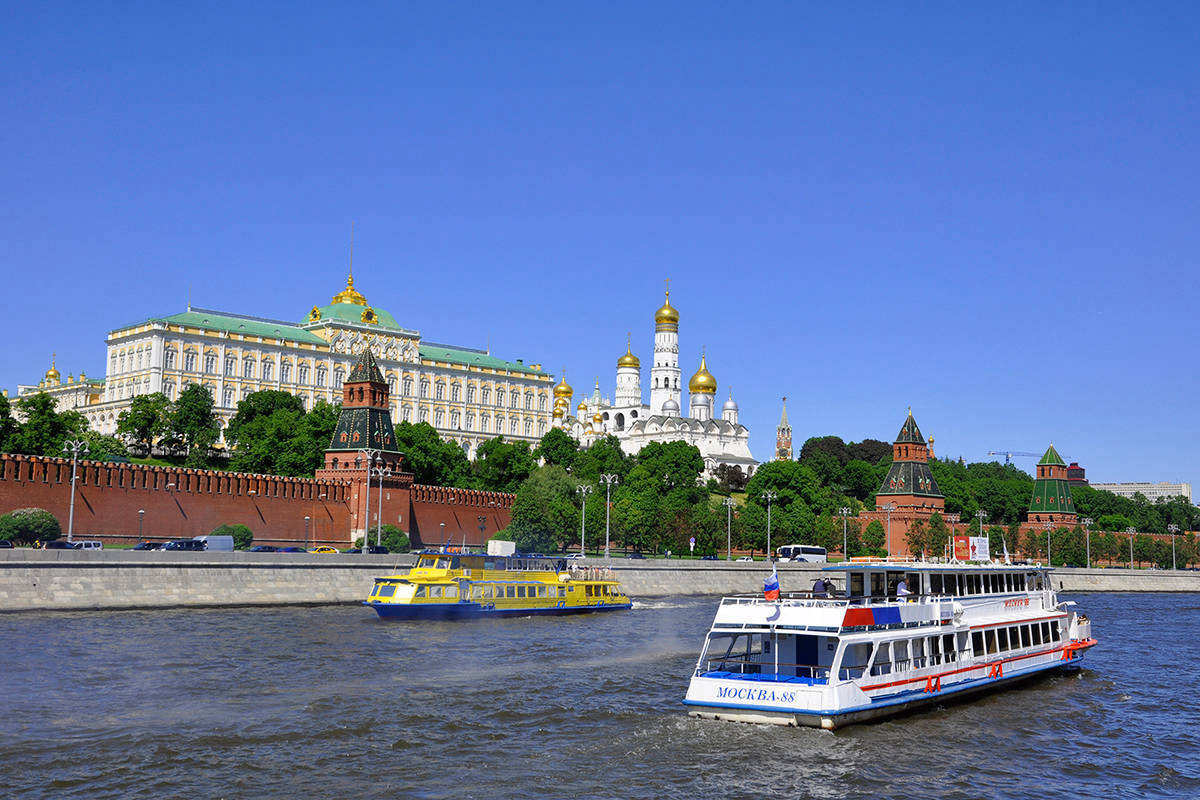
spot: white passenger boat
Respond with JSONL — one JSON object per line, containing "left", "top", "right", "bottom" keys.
{"left": 684, "top": 561, "right": 1096, "bottom": 729}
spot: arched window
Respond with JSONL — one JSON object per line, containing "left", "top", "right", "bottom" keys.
{"left": 419, "top": 408, "right": 428, "bottom": 423}
{"left": 524, "top": 420, "right": 532, "bottom": 436}
{"left": 280, "top": 362, "right": 291, "bottom": 383}
{"left": 524, "top": 393, "right": 532, "bottom": 410}
{"left": 262, "top": 361, "right": 273, "bottom": 381}
{"left": 450, "top": 411, "right": 460, "bottom": 428}
{"left": 243, "top": 359, "right": 254, "bottom": 378}
{"left": 538, "top": 394, "right": 546, "bottom": 411}
{"left": 451, "top": 384, "right": 460, "bottom": 402}
{"left": 402, "top": 406, "right": 412, "bottom": 422}
{"left": 420, "top": 380, "right": 430, "bottom": 398}
{"left": 466, "top": 385, "right": 476, "bottom": 403}
{"left": 223, "top": 388, "right": 234, "bottom": 407}
{"left": 466, "top": 413, "right": 474, "bottom": 431}
{"left": 403, "top": 377, "right": 413, "bottom": 396}
{"left": 510, "top": 419, "right": 518, "bottom": 435}
{"left": 204, "top": 355, "right": 216, "bottom": 374}
{"left": 510, "top": 390, "right": 519, "bottom": 407}
{"left": 387, "top": 375, "right": 396, "bottom": 394}
{"left": 481, "top": 415, "right": 490, "bottom": 432}
{"left": 163, "top": 381, "right": 175, "bottom": 400}
{"left": 224, "top": 358, "right": 235, "bottom": 376}
{"left": 298, "top": 364, "right": 309, "bottom": 384}
{"left": 435, "top": 410, "right": 445, "bottom": 427}
{"left": 436, "top": 382, "right": 445, "bottom": 400}
{"left": 538, "top": 422, "right": 546, "bottom": 436}
{"left": 481, "top": 386, "right": 491, "bottom": 405}
{"left": 316, "top": 367, "right": 327, "bottom": 387}
{"left": 333, "top": 368, "right": 345, "bottom": 388}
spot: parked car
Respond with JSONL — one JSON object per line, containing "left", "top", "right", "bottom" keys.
{"left": 0, "top": 539, "right": 14, "bottom": 548}
{"left": 248, "top": 545, "right": 278, "bottom": 552}
{"left": 132, "top": 541, "right": 163, "bottom": 550}
{"left": 735, "top": 556, "right": 754, "bottom": 562}
{"left": 162, "top": 539, "right": 205, "bottom": 551}
{"left": 45, "top": 540, "right": 77, "bottom": 549}
{"left": 75, "top": 541, "right": 104, "bottom": 551}
{"left": 309, "top": 546, "right": 340, "bottom": 554}
{"left": 566, "top": 553, "right": 586, "bottom": 559}
{"left": 346, "top": 545, "right": 389, "bottom": 554}
{"left": 626, "top": 552, "right": 646, "bottom": 559}
{"left": 277, "top": 546, "right": 306, "bottom": 553}
{"left": 700, "top": 554, "right": 718, "bottom": 561}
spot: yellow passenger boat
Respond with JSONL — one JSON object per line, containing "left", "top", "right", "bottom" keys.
{"left": 365, "top": 548, "right": 632, "bottom": 620}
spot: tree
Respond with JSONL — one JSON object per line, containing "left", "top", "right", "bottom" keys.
{"left": 81, "top": 431, "right": 129, "bottom": 462}
{"left": 904, "top": 518, "right": 927, "bottom": 559}
{"left": 0, "top": 507, "right": 62, "bottom": 545}
{"left": 116, "top": 392, "right": 171, "bottom": 453}
{"left": 503, "top": 465, "right": 581, "bottom": 553}
{"left": 225, "top": 391, "right": 305, "bottom": 444}
{"left": 473, "top": 437, "right": 537, "bottom": 494}
{"left": 862, "top": 520, "right": 886, "bottom": 556}
{"left": 393, "top": 421, "right": 471, "bottom": 487}
{"left": 0, "top": 394, "right": 19, "bottom": 452}
{"left": 7, "top": 393, "right": 88, "bottom": 456}
{"left": 573, "top": 434, "right": 633, "bottom": 483}
{"left": 535, "top": 428, "right": 578, "bottom": 469}
{"left": 167, "top": 385, "right": 220, "bottom": 467}
{"left": 211, "top": 523, "right": 254, "bottom": 550}
{"left": 225, "top": 392, "right": 337, "bottom": 477}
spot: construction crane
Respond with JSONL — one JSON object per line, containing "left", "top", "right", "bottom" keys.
{"left": 986, "top": 450, "right": 1040, "bottom": 465}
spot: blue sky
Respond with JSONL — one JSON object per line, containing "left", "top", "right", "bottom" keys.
{"left": 3, "top": 2, "right": 1197, "bottom": 485}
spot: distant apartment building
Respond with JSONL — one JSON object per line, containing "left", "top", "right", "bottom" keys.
{"left": 1088, "top": 481, "right": 1192, "bottom": 504}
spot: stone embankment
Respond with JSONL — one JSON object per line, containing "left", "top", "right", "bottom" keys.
{"left": 0, "top": 550, "right": 1197, "bottom": 612}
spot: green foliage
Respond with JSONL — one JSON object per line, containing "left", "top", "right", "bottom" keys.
{"left": 116, "top": 392, "right": 171, "bottom": 452}
{"left": 377, "top": 523, "right": 410, "bottom": 553}
{"left": 503, "top": 465, "right": 582, "bottom": 553}
{"left": 393, "top": 421, "right": 471, "bottom": 487}
{"left": 81, "top": 431, "right": 129, "bottom": 462}
{"left": 473, "top": 437, "right": 537, "bottom": 493}
{"left": 211, "top": 523, "right": 254, "bottom": 550}
{"left": 226, "top": 392, "right": 338, "bottom": 477}
{"left": 0, "top": 507, "right": 62, "bottom": 545}
{"left": 167, "top": 385, "right": 220, "bottom": 467}
{"left": 861, "top": 520, "right": 886, "bottom": 556}
{"left": 535, "top": 427, "right": 578, "bottom": 469}
{"left": 0, "top": 394, "right": 19, "bottom": 452}
{"left": 7, "top": 393, "right": 88, "bottom": 456}
{"left": 572, "top": 434, "right": 633, "bottom": 483}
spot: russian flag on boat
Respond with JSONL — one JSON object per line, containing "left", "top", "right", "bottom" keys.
{"left": 764, "top": 565, "right": 780, "bottom": 601}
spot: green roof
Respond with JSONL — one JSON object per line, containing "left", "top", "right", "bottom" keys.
{"left": 1029, "top": 477, "right": 1075, "bottom": 514}
{"left": 894, "top": 412, "right": 926, "bottom": 445}
{"left": 420, "top": 343, "right": 547, "bottom": 376}
{"left": 877, "top": 461, "right": 943, "bottom": 498}
{"left": 305, "top": 301, "right": 406, "bottom": 331}
{"left": 1038, "top": 444, "right": 1067, "bottom": 467}
{"left": 123, "top": 309, "right": 327, "bottom": 346}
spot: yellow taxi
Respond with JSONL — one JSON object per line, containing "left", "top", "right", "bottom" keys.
{"left": 309, "top": 545, "right": 340, "bottom": 554}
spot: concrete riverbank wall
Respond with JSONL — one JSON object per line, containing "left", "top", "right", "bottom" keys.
{"left": 1, "top": 551, "right": 1198, "bottom": 612}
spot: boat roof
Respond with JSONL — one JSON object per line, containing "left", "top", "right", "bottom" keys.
{"left": 822, "top": 561, "right": 1049, "bottom": 573}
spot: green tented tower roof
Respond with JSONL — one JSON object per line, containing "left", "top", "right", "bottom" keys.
{"left": 895, "top": 411, "right": 926, "bottom": 445}
{"left": 1038, "top": 444, "right": 1066, "bottom": 467}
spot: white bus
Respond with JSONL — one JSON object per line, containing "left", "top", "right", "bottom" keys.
{"left": 776, "top": 544, "right": 827, "bottom": 563}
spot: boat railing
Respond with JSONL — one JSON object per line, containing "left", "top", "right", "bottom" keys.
{"left": 700, "top": 658, "right": 831, "bottom": 683}
{"left": 720, "top": 592, "right": 952, "bottom": 609}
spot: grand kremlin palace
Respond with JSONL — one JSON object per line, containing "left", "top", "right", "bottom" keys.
{"left": 19, "top": 275, "right": 556, "bottom": 458}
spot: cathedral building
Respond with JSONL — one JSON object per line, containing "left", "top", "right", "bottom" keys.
{"left": 554, "top": 292, "right": 757, "bottom": 478}
{"left": 18, "top": 274, "right": 555, "bottom": 458}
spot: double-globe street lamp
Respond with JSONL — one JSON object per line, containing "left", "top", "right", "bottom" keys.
{"left": 600, "top": 473, "right": 619, "bottom": 559}
{"left": 839, "top": 506, "right": 851, "bottom": 561}
{"left": 1082, "top": 517, "right": 1093, "bottom": 568}
{"left": 1125, "top": 526, "right": 1136, "bottom": 569}
{"left": 577, "top": 484, "right": 593, "bottom": 557}
{"left": 761, "top": 490, "right": 778, "bottom": 560}
{"left": 356, "top": 448, "right": 381, "bottom": 554}
{"left": 369, "top": 461, "right": 392, "bottom": 548}
{"left": 723, "top": 497, "right": 736, "bottom": 560}
{"left": 1168, "top": 524, "right": 1180, "bottom": 570}
{"left": 63, "top": 439, "right": 89, "bottom": 543}
{"left": 882, "top": 502, "right": 897, "bottom": 559}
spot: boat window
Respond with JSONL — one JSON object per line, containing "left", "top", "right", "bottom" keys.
{"left": 997, "top": 628, "right": 1009, "bottom": 651}
{"left": 944, "top": 573, "right": 958, "bottom": 595}
{"left": 911, "top": 637, "right": 926, "bottom": 668}
{"left": 869, "top": 642, "right": 892, "bottom": 676}
{"left": 985, "top": 629, "right": 997, "bottom": 654}
{"left": 971, "top": 631, "right": 984, "bottom": 656}
{"left": 1031, "top": 624, "right": 1042, "bottom": 645}
{"left": 928, "top": 635, "right": 941, "bottom": 665}
{"left": 942, "top": 633, "right": 956, "bottom": 662}
{"left": 430, "top": 586, "right": 443, "bottom": 598}
{"left": 1039, "top": 621, "right": 1050, "bottom": 642}
{"left": 377, "top": 584, "right": 396, "bottom": 599}
{"left": 1051, "top": 621, "right": 1062, "bottom": 642}
{"left": 893, "top": 639, "right": 909, "bottom": 670}
{"left": 501, "top": 586, "right": 512, "bottom": 599}
{"left": 446, "top": 585, "right": 458, "bottom": 599}
{"left": 414, "top": 585, "right": 426, "bottom": 598}
{"left": 1020, "top": 625, "right": 1031, "bottom": 648}
{"left": 929, "top": 573, "right": 943, "bottom": 595}
{"left": 840, "top": 642, "right": 872, "bottom": 680}
{"left": 870, "top": 572, "right": 886, "bottom": 600}
{"left": 849, "top": 572, "right": 865, "bottom": 600}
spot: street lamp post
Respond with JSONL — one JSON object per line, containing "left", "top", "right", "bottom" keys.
{"left": 137, "top": 509, "right": 145, "bottom": 544}
{"left": 723, "top": 497, "right": 735, "bottom": 560}
{"left": 762, "top": 490, "right": 778, "bottom": 560}
{"left": 577, "top": 484, "right": 593, "bottom": 557}
{"left": 304, "top": 515, "right": 311, "bottom": 550}
{"left": 1082, "top": 517, "right": 1093, "bottom": 568}
{"left": 947, "top": 513, "right": 960, "bottom": 561}
{"left": 600, "top": 474, "right": 619, "bottom": 559}
{"left": 1168, "top": 524, "right": 1180, "bottom": 570}
{"left": 370, "top": 462, "right": 392, "bottom": 548}
{"left": 883, "top": 503, "right": 897, "bottom": 559}
{"left": 477, "top": 515, "right": 487, "bottom": 550}
{"left": 839, "top": 506, "right": 851, "bottom": 561}
{"left": 1043, "top": 521, "right": 1053, "bottom": 566}
{"left": 63, "top": 439, "right": 89, "bottom": 543}
{"left": 357, "top": 448, "right": 380, "bottom": 553}
{"left": 1125, "top": 526, "right": 1136, "bottom": 569}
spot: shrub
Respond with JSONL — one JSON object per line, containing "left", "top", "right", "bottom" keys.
{"left": 356, "top": 524, "right": 410, "bottom": 552}
{"left": 211, "top": 523, "right": 254, "bottom": 550}
{"left": 0, "top": 508, "right": 62, "bottom": 545}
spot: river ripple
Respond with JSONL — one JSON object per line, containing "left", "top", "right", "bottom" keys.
{"left": 1, "top": 593, "right": 1197, "bottom": 799}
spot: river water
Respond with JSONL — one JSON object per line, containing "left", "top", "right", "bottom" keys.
{"left": 2, "top": 592, "right": 1197, "bottom": 800}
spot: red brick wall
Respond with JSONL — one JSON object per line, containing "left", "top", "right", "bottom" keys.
{"left": 0, "top": 454, "right": 513, "bottom": 549}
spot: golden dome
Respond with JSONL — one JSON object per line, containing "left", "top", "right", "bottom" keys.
{"left": 44, "top": 354, "right": 61, "bottom": 385}
{"left": 688, "top": 353, "right": 717, "bottom": 394}
{"left": 553, "top": 406, "right": 565, "bottom": 418}
{"left": 592, "top": 412, "right": 603, "bottom": 424}
{"left": 654, "top": 291, "right": 679, "bottom": 328}
{"left": 553, "top": 372, "right": 573, "bottom": 399}
{"left": 331, "top": 272, "right": 368, "bottom": 306}
{"left": 576, "top": 401, "right": 587, "bottom": 411}
{"left": 617, "top": 334, "right": 640, "bottom": 369}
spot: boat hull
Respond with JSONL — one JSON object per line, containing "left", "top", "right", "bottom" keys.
{"left": 366, "top": 600, "right": 633, "bottom": 620}
{"left": 685, "top": 650, "right": 1090, "bottom": 730}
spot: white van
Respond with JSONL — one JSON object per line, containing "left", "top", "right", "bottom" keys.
{"left": 76, "top": 540, "right": 104, "bottom": 550}
{"left": 193, "top": 535, "right": 234, "bottom": 552}
{"left": 776, "top": 544, "right": 827, "bottom": 563}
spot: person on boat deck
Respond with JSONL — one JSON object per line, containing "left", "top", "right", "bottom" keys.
{"left": 812, "top": 577, "right": 828, "bottom": 597}
{"left": 896, "top": 577, "right": 911, "bottom": 599}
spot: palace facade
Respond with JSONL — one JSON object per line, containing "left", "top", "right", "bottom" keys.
{"left": 19, "top": 274, "right": 555, "bottom": 458}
